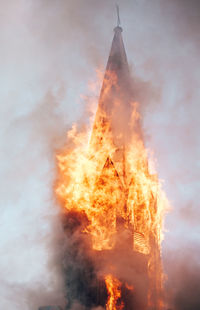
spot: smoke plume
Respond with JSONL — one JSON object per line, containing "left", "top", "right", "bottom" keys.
{"left": 1, "top": 0, "right": 200, "bottom": 309}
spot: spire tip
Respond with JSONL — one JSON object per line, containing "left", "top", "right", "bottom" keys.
{"left": 116, "top": 4, "right": 121, "bottom": 27}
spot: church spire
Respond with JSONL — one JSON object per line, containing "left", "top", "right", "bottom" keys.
{"left": 91, "top": 9, "right": 132, "bottom": 144}
{"left": 89, "top": 12, "right": 135, "bottom": 185}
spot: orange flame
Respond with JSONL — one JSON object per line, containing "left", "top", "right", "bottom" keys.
{"left": 105, "top": 274, "right": 124, "bottom": 310}
{"left": 125, "top": 283, "right": 134, "bottom": 291}
{"left": 55, "top": 69, "right": 168, "bottom": 309}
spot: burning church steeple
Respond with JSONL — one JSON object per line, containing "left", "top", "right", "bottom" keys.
{"left": 90, "top": 7, "right": 146, "bottom": 195}
{"left": 54, "top": 9, "right": 167, "bottom": 310}
{"left": 87, "top": 13, "right": 163, "bottom": 310}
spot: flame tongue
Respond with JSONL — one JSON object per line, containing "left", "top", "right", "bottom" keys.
{"left": 105, "top": 274, "right": 124, "bottom": 310}
{"left": 56, "top": 112, "right": 166, "bottom": 254}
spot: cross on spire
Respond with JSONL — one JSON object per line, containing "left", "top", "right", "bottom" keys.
{"left": 116, "top": 4, "right": 121, "bottom": 27}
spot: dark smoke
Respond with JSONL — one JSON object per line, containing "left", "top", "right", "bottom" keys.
{"left": 60, "top": 210, "right": 149, "bottom": 310}
{"left": 164, "top": 244, "right": 200, "bottom": 310}
{"left": 61, "top": 211, "right": 106, "bottom": 310}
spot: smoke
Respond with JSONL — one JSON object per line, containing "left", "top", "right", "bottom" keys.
{"left": 164, "top": 245, "right": 200, "bottom": 310}
{"left": 1, "top": 0, "right": 200, "bottom": 309}
{"left": 0, "top": 85, "right": 68, "bottom": 308}
{"left": 60, "top": 209, "right": 149, "bottom": 309}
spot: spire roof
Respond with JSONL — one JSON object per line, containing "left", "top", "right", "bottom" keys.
{"left": 92, "top": 21, "right": 133, "bottom": 143}
{"left": 89, "top": 18, "right": 140, "bottom": 185}
{"left": 105, "top": 25, "right": 129, "bottom": 79}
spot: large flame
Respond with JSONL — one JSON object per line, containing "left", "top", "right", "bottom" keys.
{"left": 55, "top": 70, "right": 168, "bottom": 309}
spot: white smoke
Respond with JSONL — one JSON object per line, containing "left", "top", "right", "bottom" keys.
{"left": 1, "top": 0, "right": 200, "bottom": 309}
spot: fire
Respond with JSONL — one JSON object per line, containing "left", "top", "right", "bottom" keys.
{"left": 125, "top": 283, "right": 134, "bottom": 291}
{"left": 105, "top": 274, "right": 124, "bottom": 310}
{"left": 55, "top": 69, "right": 168, "bottom": 309}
